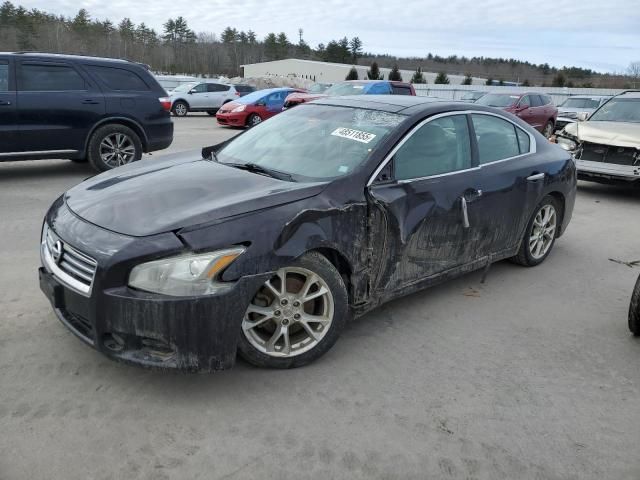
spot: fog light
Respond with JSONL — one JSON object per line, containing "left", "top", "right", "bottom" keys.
{"left": 103, "top": 333, "right": 125, "bottom": 352}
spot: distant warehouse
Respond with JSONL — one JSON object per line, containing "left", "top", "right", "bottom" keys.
{"left": 241, "top": 58, "right": 486, "bottom": 85}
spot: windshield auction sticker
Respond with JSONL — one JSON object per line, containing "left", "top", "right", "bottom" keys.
{"left": 331, "top": 128, "right": 377, "bottom": 144}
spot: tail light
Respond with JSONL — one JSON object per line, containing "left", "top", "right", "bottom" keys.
{"left": 235, "top": 91, "right": 241, "bottom": 96}
{"left": 159, "top": 97, "right": 172, "bottom": 112}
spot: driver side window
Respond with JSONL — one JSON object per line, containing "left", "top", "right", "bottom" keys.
{"left": 394, "top": 115, "right": 472, "bottom": 180}
{"left": 191, "top": 83, "right": 207, "bottom": 93}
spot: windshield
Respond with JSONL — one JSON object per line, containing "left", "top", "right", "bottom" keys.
{"left": 589, "top": 99, "right": 640, "bottom": 123}
{"left": 324, "top": 82, "right": 368, "bottom": 96}
{"left": 309, "top": 83, "right": 330, "bottom": 94}
{"left": 560, "top": 98, "right": 601, "bottom": 109}
{"left": 475, "top": 93, "right": 519, "bottom": 107}
{"left": 217, "top": 104, "right": 404, "bottom": 181}
{"left": 172, "top": 82, "right": 198, "bottom": 93}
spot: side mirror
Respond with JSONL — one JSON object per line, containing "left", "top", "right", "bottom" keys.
{"left": 515, "top": 104, "right": 528, "bottom": 112}
{"left": 577, "top": 112, "right": 589, "bottom": 121}
{"left": 256, "top": 101, "right": 266, "bottom": 107}
{"left": 188, "top": 90, "right": 194, "bottom": 95}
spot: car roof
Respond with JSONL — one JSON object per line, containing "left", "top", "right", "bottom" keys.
{"left": 3, "top": 52, "right": 132, "bottom": 65}
{"left": 311, "top": 95, "right": 448, "bottom": 113}
{"left": 565, "top": 95, "right": 611, "bottom": 99}
{"left": 617, "top": 91, "right": 640, "bottom": 99}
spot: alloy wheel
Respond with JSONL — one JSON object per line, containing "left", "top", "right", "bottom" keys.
{"left": 242, "top": 267, "right": 334, "bottom": 358}
{"left": 543, "top": 122, "right": 554, "bottom": 138}
{"left": 249, "top": 114, "right": 262, "bottom": 127}
{"left": 529, "top": 204, "right": 557, "bottom": 260}
{"left": 99, "top": 133, "right": 136, "bottom": 168}
{"left": 174, "top": 103, "right": 188, "bottom": 116}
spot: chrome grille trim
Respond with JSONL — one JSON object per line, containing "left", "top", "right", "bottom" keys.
{"left": 41, "top": 224, "right": 97, "bottom": 296}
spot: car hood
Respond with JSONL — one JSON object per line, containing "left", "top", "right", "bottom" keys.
{"left": 218, "top": 101, "right": 241, "bottom": 113}
{"left": 564, "top": 121, "right": 640, "bottom": 148}
{"left": 64, "top": 152, "right": 327, "bottom": 237}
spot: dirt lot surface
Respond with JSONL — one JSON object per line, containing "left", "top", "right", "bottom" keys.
{"left": 1, "top": 115, "right": 639, "bottom": 479}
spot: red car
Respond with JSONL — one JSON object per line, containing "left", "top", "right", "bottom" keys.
{"left": 475, "top": 92, "right": 558, "bottom": 137}
{"left": 216, "top": 88, "right": 305, "bottom": 127}
{"left": 283, "top": 80, "right": 416, "bottom": 109}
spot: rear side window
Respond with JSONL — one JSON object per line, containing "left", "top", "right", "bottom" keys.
{"left": 368, "top": 83, "right": 391, "bottom": 94}
{"left": 207, "top": 83, "right": 230, "bottom": 92}
{"left": 86, "top": 65, "right": 149, "bottom": 91}
{"left": 391, "top": 85, "right": 412, "bottom": 95}
{"left": 18, "top": 63, "right": 86, "bottom": 91}
{"left": 516, "top": 128, "right": 530, "bottom": 153}
{"left": 472, "top": 114, "right": 522, "bottom": 164}
{"left": 394, "top": 115, "right": 472, "bottom": 180}
{"left": 235, "top": 85, "right": 255, "bottom": 93}
{"left": 529, "top": 95, "right": 543, "bottom": 107}
{"left": 0, "top": 61, "right": 8, "bottom": 91}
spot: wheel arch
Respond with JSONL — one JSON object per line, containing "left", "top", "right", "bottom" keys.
{"left": 172, "top": 97, "right": 190, "bottom": 108}
{"left": 309, "top": 247, "right": 356, "bottom": 306}
{"left": 84, "top": 117, "right": 150, "bottom": 154}
{"left": 547, "top": 190, "right": 566, "bottom": 235}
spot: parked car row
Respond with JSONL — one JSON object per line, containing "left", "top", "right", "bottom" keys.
{"left": 168, "top": 80, "right": 256, "bottom": 116}
{"left": 475, "top": 92, "right": 558, "bottom": 137}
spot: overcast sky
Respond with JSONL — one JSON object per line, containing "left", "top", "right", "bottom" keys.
{"left": 17, "top": 0, "right": 640, "bottom": 73}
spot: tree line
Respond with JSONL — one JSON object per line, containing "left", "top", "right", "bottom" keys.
{"left": 0, "top": 1, "right": 636, "bottom": 87}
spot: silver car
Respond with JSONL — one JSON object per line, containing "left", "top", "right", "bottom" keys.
{"left": 555, "top": 95, "right": 611, "bottom": 131}
{"left": 169, "top": 80, "right": 255, "bottom": 117}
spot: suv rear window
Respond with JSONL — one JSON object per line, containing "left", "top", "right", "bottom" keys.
{"left": 391, "top": 85, "right": 412, "bottom": 95}
{"left": 86, "top": 65, "right": 149, "bottom": 91}
{"left": 18, "top": 63, "right": 86, "bottom": 91}
{"left": 207, "top": 83, "right": 230, "bottom": 92}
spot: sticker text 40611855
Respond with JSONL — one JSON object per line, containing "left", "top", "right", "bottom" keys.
{"left": 331, "top": 128, "right": 377, "bottom": 144}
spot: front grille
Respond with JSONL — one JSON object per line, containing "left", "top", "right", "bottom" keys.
{"left": 44, "top": 225, "right": 97, "bottom": 292}
{"left": 579, "top": 142, "right": 639, "bottom": 166}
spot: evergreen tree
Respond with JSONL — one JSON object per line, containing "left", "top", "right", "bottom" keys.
{"left": 552, "top": 72, "right": 566, "bottom": 87}
{"left": 485, "top": 77, "right": 494, "bottom": 85}
{"left": 462, "top": 74, "right": 472, "bottom": 85}
{"left": 367, "top": 61, "right": 383, "bottom": 80}
{"left": 411, "top": 67, "right": 426, "bottom": 84}
{"left": 522, "top": 79, "right": 530, "bottom": 86}
{"left": 349, "top": 36, "right": 362, "bottom": 62}
{"left": 388, "top": 64, "right": 402, "bottom": 81}
{"left": 345, "top": 66, "right": 359, "bottom": 80}
{"left": 434, "top": 72, "right": 450, "bottom": 84}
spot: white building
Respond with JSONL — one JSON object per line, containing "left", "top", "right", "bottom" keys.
{"left": 241, "top": 58, "right": 486, "bottom": 85}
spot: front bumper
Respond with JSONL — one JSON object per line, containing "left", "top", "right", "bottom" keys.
{"left": 39, "top": 198, "right": 270, "bottom": 372}
{"left": 216, "top": 111, "right": 248, "bottom": 127}
{"left": 576, "top": 159, "right": 640, "bottom": 182}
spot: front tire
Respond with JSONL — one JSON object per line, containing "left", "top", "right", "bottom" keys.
{"left": 512, "top": 195, "right": 560, "bottom": 267}
{"left": 172, "top": 101, "right": 189, "bottom": 117}
{"left": 87, "top": 124, "right": 142, "bottom": 172}
{"left": 630, "top": 274, "right": 640, "bottom": 336}
{"left": 247, "top": 113, "right": 262, "bottom": 128}
{"left": 237, "top": 252, "right": 348, "bottom": 368}
{"left": 542, "top": 121, "right": 554, "bottom": 138}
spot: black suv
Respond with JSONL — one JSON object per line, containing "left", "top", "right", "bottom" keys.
{"left": 0, "top": 52, "right": 173, "bottom": 171}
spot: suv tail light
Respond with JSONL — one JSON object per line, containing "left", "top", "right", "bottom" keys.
{"left": 159, "top": 97, "right": 172, "bottom": 112}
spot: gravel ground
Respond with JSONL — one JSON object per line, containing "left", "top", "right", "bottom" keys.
{"left": 1, "top": 115, "right": 639, "bottom": 480}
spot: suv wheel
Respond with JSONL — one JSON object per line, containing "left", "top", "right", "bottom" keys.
{"left": 87, "top": 124, "right": 142, "bottom": 172}
{"left": 542, "top": 121, "right": 554, "bottom": 138}
{"left": 172, "top": 101, "right": 189, "bottom": 117}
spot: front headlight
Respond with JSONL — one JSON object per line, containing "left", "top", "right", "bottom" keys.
{"left": 231, "top": 105, "right": 246, "bottom": 113}
{"left": 128, "top": 247, "right": 245, "bottom": 296}
{"left": 556, "top": 136, "right": 578, "bottom": 152}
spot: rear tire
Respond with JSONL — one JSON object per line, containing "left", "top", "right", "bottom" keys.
{"left": 629, "top": 274, "right": 640, "bottom": 336}
{"left": 511, "top": 195, "right": 560, "bottom": 267}
{"left": 237, "top": 252, "right": 348, "bottom": 368}
{"left": 206, "top": 111, "right": 216, "bottom": 116}
{"left": 87, "top": 124, "right": 142, "bottom": 172}
{"left": 542, "top": 121, "right": 554, "bottom": 138}
{"left": 172, "top": 101, "right": 189, "bottom": 117}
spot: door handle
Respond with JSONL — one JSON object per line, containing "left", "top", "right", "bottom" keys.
{"left": 81, "top": 99, "right": 100, "bottom": 105}
{"left": 527, "top": 172, "right": 545, "bottom": 181}
{"left": 461, "top": 197, "right": 470, "bottom": 228}
{"left": 0, "top": 100, "right": 11, "bottom": 106}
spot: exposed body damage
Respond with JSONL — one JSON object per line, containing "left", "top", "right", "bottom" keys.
{"left": 556, "top": 92, "right": 640, "bottom": 184}
{"left": 39, "top": 97, "right": 576, "bottom": 371}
